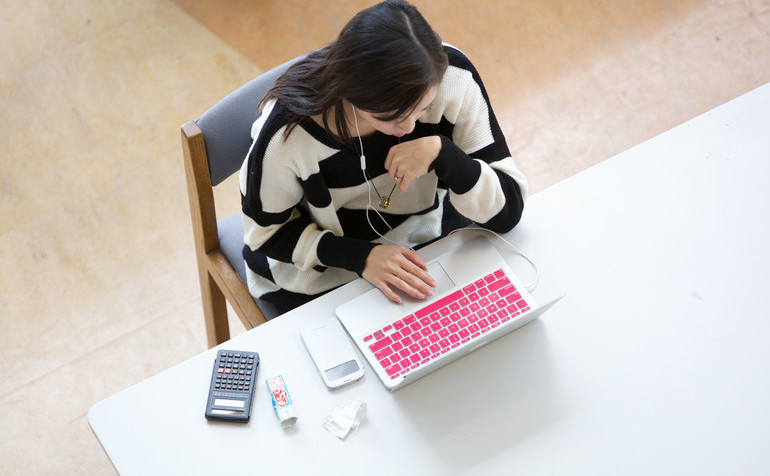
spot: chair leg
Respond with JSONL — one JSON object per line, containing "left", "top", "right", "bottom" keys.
{"left": 201, "top": 272, "right": 230, "bottom": 347}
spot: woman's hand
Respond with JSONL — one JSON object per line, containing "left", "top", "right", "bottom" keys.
{"left": 362, "top": 245, "right": 437, "bottom": 304}
{"left": 384, "top": 135, "right": 442, "bottom": 193}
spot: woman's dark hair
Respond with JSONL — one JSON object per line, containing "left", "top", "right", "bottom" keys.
{"left": 261, "top": 0, "right": 448, "bottom": 144}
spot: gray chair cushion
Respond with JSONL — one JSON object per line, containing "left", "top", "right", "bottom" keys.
{"left": 217, "top": 214, "right": 249, "bottom": 285}
{"left": 196, "top": 56, "right": 304, "bottom": 186}
{"left": 217, "top": 213, "right": 281, "bottom": 320}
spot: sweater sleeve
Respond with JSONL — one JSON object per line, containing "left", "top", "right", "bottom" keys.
{"left": 431, "top": 46, "right": 528, "bottom": 233}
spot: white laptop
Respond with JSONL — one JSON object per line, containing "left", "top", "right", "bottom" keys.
{"left": 335, "top": 235, "right": 562, "bottom": 390}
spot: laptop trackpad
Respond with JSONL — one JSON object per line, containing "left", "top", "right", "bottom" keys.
{"left": 398, "top": 261, "right": 455, "bottom": 305}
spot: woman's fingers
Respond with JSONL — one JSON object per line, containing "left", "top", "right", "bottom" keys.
{"left": 363, "top": 245, "right": 437, "bottom": 303}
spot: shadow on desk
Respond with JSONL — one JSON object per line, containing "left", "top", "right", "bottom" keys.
{"left": 391, "top": 318, "right": 567, "bottom": 472}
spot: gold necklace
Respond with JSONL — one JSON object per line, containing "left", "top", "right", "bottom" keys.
{"left": 367, "top": 170, "right": 398, "bottom": 209}
{"left": 351, "top": 105, "right": 400, "bottom": 210}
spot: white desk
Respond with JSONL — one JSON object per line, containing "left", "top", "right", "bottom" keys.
{"left": 90, "top": 84, "right": 770, "bottom": 475}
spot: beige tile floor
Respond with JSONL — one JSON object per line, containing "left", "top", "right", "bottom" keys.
{"left": 1, "top": 0, "right": 768, "bottom": 474}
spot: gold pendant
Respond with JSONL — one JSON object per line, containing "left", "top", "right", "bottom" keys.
{"left": 379, "top": 196, "right": 391, "bottom": 209}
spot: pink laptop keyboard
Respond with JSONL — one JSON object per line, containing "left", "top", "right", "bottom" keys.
{"left": 363, "top": 268, "right": 530, "bottom": 380}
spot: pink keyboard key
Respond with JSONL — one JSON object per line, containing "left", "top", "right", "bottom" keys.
{"left": 489, "top": 277, "right": 510, "bottom": 292}
{"left": 369, "top": 336, "right": 392, "bottom": 353}
{"left": 375, "top": 347, "right": 393, "bottom": 360}
{"left": 386, "top": 363, "right": 401, "bottom": 375}
{"left": 414, "top": 290, "right": 464, "bottom": 318}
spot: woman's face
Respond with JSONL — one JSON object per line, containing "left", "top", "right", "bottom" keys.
{"left": 355, "top": 86, "right": 438, "bottom": 138}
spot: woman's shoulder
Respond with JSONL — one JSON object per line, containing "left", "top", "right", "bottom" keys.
{"left": 442, "top": 43, "right": 479, "bottom": 75}
{"left": 251, "top": 100, "right": 341, "bottom": 166}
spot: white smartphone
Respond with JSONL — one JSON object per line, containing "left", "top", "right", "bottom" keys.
{"left": 300, "top": 322, "right": 364, "bottom": 389}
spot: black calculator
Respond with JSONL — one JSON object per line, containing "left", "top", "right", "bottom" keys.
{"left": 204, "top": 350, "right": 260, "bottom": 422}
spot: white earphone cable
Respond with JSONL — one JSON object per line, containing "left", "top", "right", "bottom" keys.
{"left": 448, "top": 226, "right": 540, "bottom": 292}
{"left": 351, "top": 106, "right": 535, "bottom": 287}
{"left": 352, "top": 105, "right": 414, "bottom": 251}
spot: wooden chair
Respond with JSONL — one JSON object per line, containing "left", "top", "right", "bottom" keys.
{"left": 181, "top": 57, "right": 301, "bottom": 348}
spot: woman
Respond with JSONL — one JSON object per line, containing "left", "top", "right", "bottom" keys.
{"left": 240, "top": 0, "right": 527, "bottom": 315}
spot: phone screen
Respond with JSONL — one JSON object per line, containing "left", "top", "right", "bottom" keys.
{"left": 325, "top": 360, "right": 361, "bottom": 381}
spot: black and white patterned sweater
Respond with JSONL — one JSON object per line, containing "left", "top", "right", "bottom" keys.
{"left": 240, "top": 45, "right": 528, "bottom": 312}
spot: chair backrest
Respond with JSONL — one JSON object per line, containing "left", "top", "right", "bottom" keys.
{"left": 196, "top": 55, "right": 304, "bottom": 185}
{"left": 181, "top": 55, "right": 306, "bottom": 345}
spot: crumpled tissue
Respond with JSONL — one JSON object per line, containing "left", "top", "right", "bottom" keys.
{"left": 323, "top": 400, "right": 366, "bottom": 439}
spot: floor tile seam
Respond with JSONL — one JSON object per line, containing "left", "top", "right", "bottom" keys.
{"left": 166, "top": 0, "right": 268, "bottom": 69}
{"left": 0, "top": 289, "right": 200, "bottom": 389}
{"left": 9, "top": 79, "right": 175, "bottom": 187}
{"left": 0, "top": 148, "right": 188, "bottom": 243}
{"left": 2, "top": 1, "right": 167, "bottom": 81}
{"left": 0, "top": 297, "right": 202, "bottom": 401}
